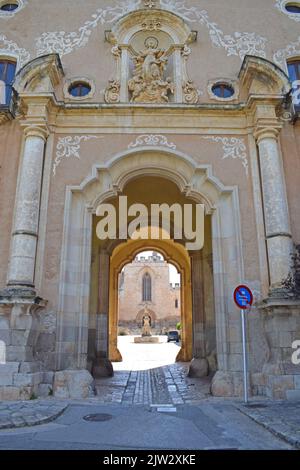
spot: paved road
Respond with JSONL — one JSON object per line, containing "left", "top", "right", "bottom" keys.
{"left": 0, "top": 402, "right": 292, "bottom": 450}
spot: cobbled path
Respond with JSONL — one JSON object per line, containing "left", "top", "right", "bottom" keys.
{"left": 95, "top": 363, "right": 212, "bottom": 405}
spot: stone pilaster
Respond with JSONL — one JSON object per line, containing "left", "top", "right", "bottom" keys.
{"left": 254, "top": 119, "right": 293, "bottom": 293}
{"left": 92, "top": 250, "right": 113, "bottom": 377}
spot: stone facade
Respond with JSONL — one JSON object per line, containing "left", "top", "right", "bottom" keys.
{"left": 118, "top": 253, "right": 181, "bottom": 334}
{"left": 0, "top": 0, "right": 299, "bottom": 400}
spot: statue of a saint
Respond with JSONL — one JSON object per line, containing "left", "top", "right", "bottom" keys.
{"left": 142, "top": 307, "right": 152, "bottom": 337}
{"left": 128, "top": 37, "right": 174, "bottom": 103}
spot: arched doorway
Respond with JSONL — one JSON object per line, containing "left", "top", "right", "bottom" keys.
{"left": 56, "top": 147, "right": 244, "bottom": 394}
{"left": 108, "top": 238, "right": 193, "bottom": 363}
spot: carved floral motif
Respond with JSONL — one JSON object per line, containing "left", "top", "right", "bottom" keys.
{"left": 0, "top": 34, "right": 30, "bottom": 69}
{"left": 141, "top": 19, "right": 162, "bottom": 30}
{"left": 128, "top": 134, "right": 177, "bottom": 149}
{"left": 53, "top": 136, "right": 99, "bottom": 176}
{"left": 203, "top": 136, "right": 249, "bottom": 177}
{"left": 144, "top": 0, "right": 158, "bottom": 8}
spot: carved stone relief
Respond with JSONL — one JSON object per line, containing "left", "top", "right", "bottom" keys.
{"left": 128, "top": 37, "right": 174, "bottom": 103}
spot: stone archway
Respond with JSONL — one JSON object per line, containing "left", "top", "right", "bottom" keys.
{"left": 56, "top": 146, "right": 244, "bottom": 392}
{"left": 108, "top": 238, "right": 193, "bottom": 363}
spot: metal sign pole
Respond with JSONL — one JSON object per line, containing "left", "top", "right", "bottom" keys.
{"left": 241, "top": 308, "right": 249, "bottom": 404}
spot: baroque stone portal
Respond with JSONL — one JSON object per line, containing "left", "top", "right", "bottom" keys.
{"left": 128, "top": 37, "right": 174, "bottom": 103}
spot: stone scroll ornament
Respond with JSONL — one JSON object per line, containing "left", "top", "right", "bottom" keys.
{"left": 128, "top": 37, "right": 174, "bottom": 103}
{"left": 35, "top": 1, "right": 267, "bottom": 61}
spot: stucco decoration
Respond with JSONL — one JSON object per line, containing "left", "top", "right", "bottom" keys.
{"left": 53, "top": 136, "right": 100, "bottom": 176}
{"left": 36, "top": 1, "right": 141, "bottom": 57}
{"left": 128, "top": 134, "right": 176, "bottom": 150}
{"left": 273, "top": 36, "right": 300, "bottom": 71}
{"left": 36, "top": 1, "right": 267, "bottom": 61}
{"left": 160, "top": 1, "right": 267, "bottom": 60}
{"left": 275, "top": 0, "right": 300, "bottom": 22}
{"left": 0, "top": 34, "right": 30, "bottom": 70}
{"left": 202, "top": 136, "right": 249, "bottom": 177}
{"left": 0, "top": 0, "right": 27, "bottom": 18}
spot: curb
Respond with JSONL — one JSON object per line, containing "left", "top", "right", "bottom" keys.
{"left": 0, "top": 404, "right": 68, "bottom": 430}
{"left": 236, "top": 404, "right": 300, "bottom": 450}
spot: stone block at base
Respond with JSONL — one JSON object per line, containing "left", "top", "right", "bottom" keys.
{"left": 53, "top": 370, "right": 95, "bottom": 399}
{"left": 134, "top": 336, "right": 160, "bottom": 343}
{"left": 188, "top": 358, "right": 209, "bottom": 378}
{"left": 92, "top": 358, "right": 114, "bottom": 378}
{"left": 211, "top": 371, "right": 235, "bottom": 397}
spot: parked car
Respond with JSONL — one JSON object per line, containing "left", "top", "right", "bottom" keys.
{"left": 167, "top": 330, "right": 180, "bottom": 342}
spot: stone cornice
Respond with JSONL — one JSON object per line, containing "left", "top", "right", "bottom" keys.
{"left": 12, "top": 92, "right": 291, "bottom": 135}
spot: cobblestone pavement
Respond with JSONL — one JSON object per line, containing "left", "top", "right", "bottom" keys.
{"left": 94, "top": 364, "right": 212, "bottom": 405}
{"left": 94, "top": 336, "right": 211, "bottom": 405}
{"left": 0, "top": 401, "right": 67, "bottom": 430}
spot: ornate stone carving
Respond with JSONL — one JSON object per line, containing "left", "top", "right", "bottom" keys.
{"left": 144, "top": 0, "right": 158, "bottom": 8}
{"left": 141, "top": 18, "right": 162, "bottom": 30}
{"left": 202, "top": 136, "right": 249, "bottom": 177}
{"left": 275, "top": 0, "right": 300, "bottom": 22}
{"left": 128, "top": 37, "right": 174, "bottom": 103}
{"left": 182, "top": 80, "right": 199, "bottom": 104}
{"left": 128, "top": 134, "right": 176, "bottom": 149}
{"left": 0, "top": 34, "right": 30, "bottom": 70}
{"left": 53, "top": 136, "right": 99, "bottom": 176}
{"left": 104, "top": 79, "right": 121, "bottom": 104}
{"left": 273, "top": 36, "right": 300, "bottom": 70}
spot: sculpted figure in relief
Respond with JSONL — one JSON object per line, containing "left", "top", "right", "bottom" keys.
{"left": 128, "top": 37, "right": 174, "bottom": 103}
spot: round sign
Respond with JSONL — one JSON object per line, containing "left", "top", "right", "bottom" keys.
{"left": 233, "top": 285, "right": 253, "bottom": 310}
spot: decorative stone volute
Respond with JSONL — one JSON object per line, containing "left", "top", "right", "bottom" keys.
{"left": 239, "top": 55, "right": 291, "bottom": 99}
{"left": 13, "top": 54, "right": 64, "bottom": 95}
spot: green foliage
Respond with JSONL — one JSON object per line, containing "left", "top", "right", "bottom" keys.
{"left": 176, "top": 322, "right": 181, "bottom": 331}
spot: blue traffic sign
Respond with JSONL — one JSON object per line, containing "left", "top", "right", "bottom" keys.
{"left": 233, "top": 285, "right": 253, "bottom": 310}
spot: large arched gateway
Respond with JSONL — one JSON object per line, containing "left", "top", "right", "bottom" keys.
{"left": 0, "top": 2, "right": 299, "bottom": 403}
